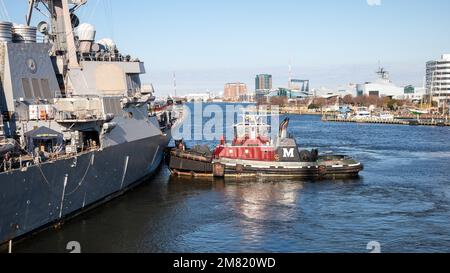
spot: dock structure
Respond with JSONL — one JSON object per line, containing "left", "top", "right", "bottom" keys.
{"left": 322, "top": 115, "right": 450, "bottom": 127}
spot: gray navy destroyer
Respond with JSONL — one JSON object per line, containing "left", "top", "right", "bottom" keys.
{"left": 0, "top": 0, "right": 178, "bottom": 246}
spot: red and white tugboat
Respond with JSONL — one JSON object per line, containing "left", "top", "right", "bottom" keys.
{"left": 169, "top": 113, "right": 363, "bottom": 179}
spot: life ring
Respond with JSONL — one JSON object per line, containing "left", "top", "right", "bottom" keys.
{"left": 274, "top": 154, "right": 280, "bottom": 161}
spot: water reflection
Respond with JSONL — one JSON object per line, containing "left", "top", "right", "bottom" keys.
{"left": 224, "top": 179, "right": 304, "bottom": 244}
{"left": 225, "top": 179, "right": 302, "bottom": 218}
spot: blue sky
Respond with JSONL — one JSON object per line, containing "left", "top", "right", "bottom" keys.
{"left": 2, "top": 0, "right": 450, "bottom": 96}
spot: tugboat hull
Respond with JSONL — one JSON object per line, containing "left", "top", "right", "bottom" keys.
{"left": 219, "top": 161, "right": 363, "bottom": 179}
{"left": 169, "top": 152, "right": 363, "bottom": 179}
{"left": 169, "top": 149, "right": 213, "bottom": 175}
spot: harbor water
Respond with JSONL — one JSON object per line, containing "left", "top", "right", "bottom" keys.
{"left": 13, "top": 103, "right": 450, "bottom": 253}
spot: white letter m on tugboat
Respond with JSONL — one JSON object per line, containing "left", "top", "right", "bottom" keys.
{"left": 283, "top": 148, "right": 295, "bottom": 158}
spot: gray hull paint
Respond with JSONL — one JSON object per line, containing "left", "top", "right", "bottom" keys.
{"left": 0, "top": 134, "right": 170, "bottom": 245}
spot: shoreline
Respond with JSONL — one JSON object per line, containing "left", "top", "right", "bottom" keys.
{"left": 322, "top": 115, "right": 450, "bottom": 127}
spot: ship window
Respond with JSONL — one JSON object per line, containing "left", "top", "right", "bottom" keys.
{"left": 32, "top": 78, "right": 43, "bottom": 98}
{"left": 40, "top": 79, "right": 52, "bottom": 99}
{"left": 22, "top": 78, "right": 33, "bottom": 98}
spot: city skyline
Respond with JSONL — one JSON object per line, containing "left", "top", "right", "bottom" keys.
{"left": 2, "top": 0, "right": 449, "bottom": 96}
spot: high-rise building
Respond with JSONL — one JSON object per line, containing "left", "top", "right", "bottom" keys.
{"left": 224, "top": 83, "right": 247, "bottom": 101}
{"left": 255, "top": 74, "right": 272, "bottom": 91}
{"left": 426, "top": 54, "right": 450, "bottom": 105}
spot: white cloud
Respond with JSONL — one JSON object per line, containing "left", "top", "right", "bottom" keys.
{"left": 367, "top": 0, "right": 382, "bottom": 6}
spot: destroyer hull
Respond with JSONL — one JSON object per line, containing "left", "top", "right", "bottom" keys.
{"left": 0, "top": 134, "right": 169, "bottom": 246}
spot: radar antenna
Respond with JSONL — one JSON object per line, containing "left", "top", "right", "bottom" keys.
{"left": 376, "top": 65, "right": 390, "bottom": 81}
{"left": 26, "top": 0, "right": 87, "bottom": 71}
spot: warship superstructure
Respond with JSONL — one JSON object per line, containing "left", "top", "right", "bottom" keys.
{"left": 0, "top": 0, "right": 176, "bottom": 246}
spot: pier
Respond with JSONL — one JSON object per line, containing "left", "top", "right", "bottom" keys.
{"left": 322, "top": 115, "right": 450, "bottom": 127}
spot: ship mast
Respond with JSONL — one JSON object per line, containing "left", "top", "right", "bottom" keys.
{"left": 26, "top": 0, "right": 35, "bottom": 26}
{"left": 59, "top": 0, "right": 80, "bottom": 69}
{"left": 173, "top": 72, "right": 177, "bottom": 98}
{"left": 27, "top": 0, "right": 84, "bottom": 73}
{"left": 288, "top": 61, "right": 292, "bottom": 89}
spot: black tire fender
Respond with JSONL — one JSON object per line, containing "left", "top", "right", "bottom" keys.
{"left": 318, "top": 165, "right": 327, "bottom": 175}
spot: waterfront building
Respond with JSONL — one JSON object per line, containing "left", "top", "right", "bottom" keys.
{"left": 265, "top": 87, "right": 311, "bottom": 100}
{"left": 339, "top": 84, "right": 357, "bottom": 97}
{"left": 255, "top": 74, "right": 273, "bottom": 101}
{"left": 290, "top": 79, "right": 310, "bottom": 94}
{"left": 403, "top": 86, "right": 426, "bottom": 102}
{"left": 185, "top": 93, "right": 212, "bottom": 102}
{"left": 426, "top": 54, "right": 450, "bottom": 106}
{"left": 224, "top": 82, "right": 247, "bottom": 101}
{"left": 355, "top": 67, "right": 405, "bottom": 99}
{"left": 255, "top": 89, "right": 270, "bottom": 101}
{"left": 238, "top": 90, "right": 255, "bottom": 102}
{"left": 311, "top": 80, "right": 423, "bottom": 102}
{"left": 255, "top": 74, "right": 273, "bottom": 91}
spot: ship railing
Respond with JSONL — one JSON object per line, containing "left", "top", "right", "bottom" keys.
{"left": 78, "top": 52, "right": 139, "bottom": 63}
{"left": 0, "top": 146, "right": 103, "bottom": 174}
{"left": 1, "top": 153, "right": 33, "bottom": 174}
